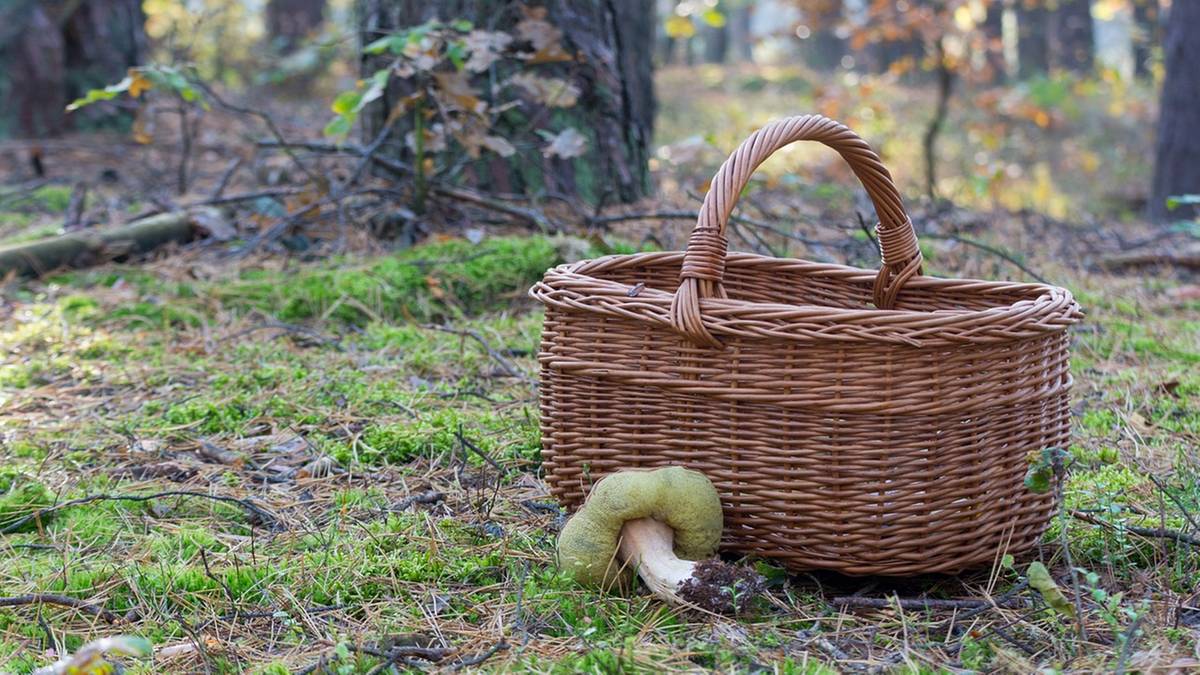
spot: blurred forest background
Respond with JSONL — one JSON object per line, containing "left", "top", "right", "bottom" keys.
{"left": 1, "top": 1, "right": 1199, "bottom": 674}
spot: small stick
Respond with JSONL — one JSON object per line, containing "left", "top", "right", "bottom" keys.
{"left": 424, "top": 324, "right": 531, "bottom": 384}
{"left": 832, "top": 595, "right": 1025, "bottom": 611}
{"left": 0, "top": 594, "right": 121, "bottom": 623}
{"left": 450, "top": 641, "right": 509, "bottom": 671}
{"left": 0, "top": 490, "right": 278, "bottom": 535}
{"left": 211, "top": 158, "right": 243, "bottom": 200}
{"left": 1070, "top": 510, "right": 1200, "bottom": 547}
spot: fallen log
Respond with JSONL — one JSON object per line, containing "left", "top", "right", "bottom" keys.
{"left": 1098, "top": 251, "right": 1200, "bottom": 271}
{"left": 0, "top": 211, "right": 199, "bottom": 278}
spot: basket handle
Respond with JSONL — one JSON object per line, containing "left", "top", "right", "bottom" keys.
{"left": 669, "top": 114, "right": 922, "bottom": 348}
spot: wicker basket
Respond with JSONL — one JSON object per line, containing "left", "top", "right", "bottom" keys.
{"left": 530, "top": 115, "right": 1082, "bottom": 576}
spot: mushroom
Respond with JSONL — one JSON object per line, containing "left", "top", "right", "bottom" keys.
{"left": 556, "top": 466, "right": 763, "bottom": 613}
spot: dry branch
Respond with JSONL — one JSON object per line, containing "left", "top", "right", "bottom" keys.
{"left": 0, "top": 490, "right": 278, "bottom": 535}
{"left": 1098, "top": 251, "right": 1200, "bottom": 270}
{"left": 832, "top": 595, "right": 1025, "bottom": 611}
{"left": 0, "top": 211, "right": 198, "bottom": 278}
{"left": 1070, "top": 510, "right": 1200, "bottom": 546}
{"left": 0, "top": 594, "right": 121, "bottom": 623}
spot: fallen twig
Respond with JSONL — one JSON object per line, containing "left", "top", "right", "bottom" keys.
{"left": 0, "top": 594, "right": 121, "bottom": 623}
{"left": 1070, "top": 509, "right": 1200, "bottom": 547}
{"left": 211, "top": 158, "right": 243, "bottom": 201}
{"left": 1099, "top": 251, "right": 1200, "bottom": 271}
{"left": 0, "top": 490, "right": 278, "bottom": 535}
{"left": 832, "top": 595, "right": 1025, "bottom": 611}
{"left": 424, "top": 324, "right": 531, "bottom": 384}
{"left": 450, "top": 641, "right": 509, "bottom": 670}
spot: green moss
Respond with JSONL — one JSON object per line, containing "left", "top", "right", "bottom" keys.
{"left": 0, "top": 480, "right": 54, "bottom": 533}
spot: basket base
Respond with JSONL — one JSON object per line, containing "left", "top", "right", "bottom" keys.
{"left": 542, "top": 372, "right": 1067, "bottom": 576}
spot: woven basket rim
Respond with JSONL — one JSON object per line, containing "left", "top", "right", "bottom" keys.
{"left": 531, "top": 250, "right": 1083, "bottom": 347}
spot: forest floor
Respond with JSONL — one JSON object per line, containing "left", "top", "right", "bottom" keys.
{"left": 1, "top": 67, "right": 1199, "bottom": 674}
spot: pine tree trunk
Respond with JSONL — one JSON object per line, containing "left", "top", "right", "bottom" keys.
{"left": 0, "top": 0, "right": 146, "bottom": 140}
{"left": 1149, "top": 0, "right": 1200, "bottom": 221}
{"left": 981, "top": 0, "right": 1007, "bottom": 82}
{"left": 727, "top": 3, "right": 754, "bottom": 63}
{"left": 702, "top": 22, "right": 728, "bottom": 63}
{"left": 1131, "top": 0, "right": 1160, "bottom": 78}
{"left": 267, "top": 0, "right": 327, "bottom": 52}
{"left": 804, "top": 0, "right": 845, "bottom": 71}
{"left": 1048, "top": 0, "right": 1093, "bottom": 72}
{"left": 1016, "top": 0, "right": 1049, "bottom": 78}
{"left": 358, "top": 0, "right": 655, "bottom": 204}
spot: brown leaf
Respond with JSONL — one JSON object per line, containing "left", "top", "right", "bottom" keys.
{"left": 508, "top": 72, "right": 579, "bottom": 107}
{"left": 464, "top": 30, "right": 512, "bottom": 72}
{"left": 433, "top": 71, "right": 486, "bottom": 113}
{"left": 516, "top": 7, "right": 571, "bottom": 63}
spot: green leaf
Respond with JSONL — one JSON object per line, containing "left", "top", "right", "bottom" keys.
{"left": 65, "top": 76, "right": 133, "bottom": 111}
{"left": 359, "top": 69, "right": 390, "bottom": 110}
{"left": 451, "top": 19, "right": 474, "bottom": 32}
{"left": 1166, "top": 194, "right": 1200, "bottom": 211}
{"left": 1027, "top": 562, "right": 1076, "bottom": 617}
{"left": 446, "top": 40, "right": 467, "bottom": 70}
{"left": 331, "top": 90, "right": 363, "bottom": 116}
{"left": 1001, "top": 554, "right": 1015, "bottom": 570}
{"left": 364, "top": 34, "right": 406, "bottom": 55}
{"left": 323, "top": 115, "right": 352, "bottom": 139}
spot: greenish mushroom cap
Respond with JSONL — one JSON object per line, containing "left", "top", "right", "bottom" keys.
{"left": 556, "top": 466, "right": 724, "bottom": 587}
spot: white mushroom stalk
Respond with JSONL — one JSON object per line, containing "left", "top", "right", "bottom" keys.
{"left": 556, "top": 466, "right": 764, "bottom": 614}
{"left": 618, "top": 517, "right": 697, "bottom": 602}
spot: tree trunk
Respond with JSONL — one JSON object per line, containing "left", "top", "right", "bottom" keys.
{"left": 981, "top": 0, "right": 1007, "bottom": 82}
{"left": 0, "top": 0, "right": 146, "bottom": 141}
{"left": 267, "top": 0, "right": 327, "bottom": 52}
{"left": 358, "top": 0, "right": 654, "bottom": 205}
{"left": 702, "top": 22, "right": 728, "bottom": 63}
{"left": 1149, "top": 0, "right": 1200, "bottom": 221}
{"left": 1016, "top": 0, "right": 1049, "bottom": 78}
{"left": 804, "top": 0, "right": 844, "bottom": 71}
{"left": 1131, "top": 0, "right": 1160, "bottom": 78}
{"left": 1048, "top": 0, "right": 1093, "bottom": 72}
{"left": 727, "top": 3, "right": 754, "bottom": 63}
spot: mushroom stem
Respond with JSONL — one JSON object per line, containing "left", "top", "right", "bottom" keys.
{"left": 618, "top": 518, "right": 696, "bottom": 601}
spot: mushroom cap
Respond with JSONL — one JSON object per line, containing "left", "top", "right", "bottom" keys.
{"left": 556, "top": 466, "right": 724, "bottom": 587}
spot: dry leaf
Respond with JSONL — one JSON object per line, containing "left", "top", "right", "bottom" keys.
{"left": 127, "top": 69, "right": 153, "bottom": 98}
{"left": 541, "top": 127, "right": 588, "bottom": 160}
{"left": 464, "top": 30, "right": 512, "bottom": 72}
{"left": 516, "top": 7, "right": 571, "bottom": 62}
{"left": 481, "top": 135, "right": 516, "bottom": 157}
{"left": 405, "top": 123, "right": 447, "bottom": 153}
{"left": 433, "top": 71, "right": 486, "bottom": 113}
{"left": 508, "top": 72, "right": 579, "bottom": 107}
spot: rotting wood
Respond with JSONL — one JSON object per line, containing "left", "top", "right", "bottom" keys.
{"left": 0, "top": 210, "right": 202, "bottom": 278}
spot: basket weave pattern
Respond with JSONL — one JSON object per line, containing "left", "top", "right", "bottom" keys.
{"left": 531, "top": 115, "right": 1082, "bottom": 575}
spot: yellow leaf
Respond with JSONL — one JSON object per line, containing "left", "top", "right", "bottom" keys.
{"left": 128, "top": 69, "right": 153, "bottom": 98}
{"left": 665, "top": 15, "right": 695, "bottom": 39}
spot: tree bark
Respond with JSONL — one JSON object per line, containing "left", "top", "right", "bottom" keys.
{"left": 1048, "top": 0, "right": 1093, "bottom": 72}
{"left": 0, "top": 211, "right": 197, "bottom": 278}
{"left": 727, "top": 3, "right": 754, "bottom": 63}
{"left": 981, "top": 0, "right": 1007, "bottom": 82}
{"left": 267, "top": 0, "right": 327, "bottom": 52}
{"left": 1149, "top": 0, "right": 1200, "bottom": 221}
{"left": 0, "top": 0, "right": 146, "bottom": 140}
{"left": 1016, "top": 0, "right": 1049, "bottom": 78}
{"left": 702, "top": 22, "right": 729, "bottom": 64}
{"left": 804, "top": 0, "right": 845, "bottom": 71}
{"left": 358, "top": 0, "right": 654, "bottom": 205}
{"left": 1131, "top": 0, "right": 1160, "bottom": 78}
